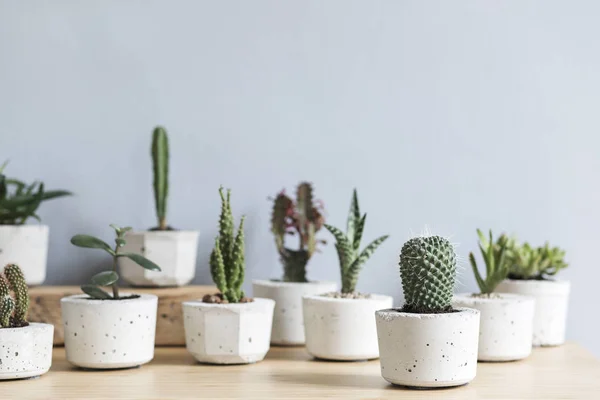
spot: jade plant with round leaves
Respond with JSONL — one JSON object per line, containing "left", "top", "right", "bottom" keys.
{"left": 70, "top": 224, "right": 161, "bottom": 299}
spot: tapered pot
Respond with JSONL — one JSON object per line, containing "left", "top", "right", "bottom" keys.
{"left": 376, "top": 307, "right": 480, "bottom": 388}
{"left": 119, "top": 230, "right": 199, "bottom": 287}
{"left": 61, "top": 294, "right": 158, "bottom": 369}
{"left": 496, "top": 279, "right": 570, "bottom": 346}
{"left": 252, "top": 280, "right": 337, "bottom": 345}
{"left": 0, "top": 323, "right": 53, "bottom": 380}
{"left": 0, "top": 225, "right": 48, "bottom": 285}
{"left": 183, "top": 298, "right": 275, "bottom": 364}
{"left": 453, "top": 293, "right": 535, "bottom": 361}
{"left": 302, "top": 294, "right": 392, "bottom": 361}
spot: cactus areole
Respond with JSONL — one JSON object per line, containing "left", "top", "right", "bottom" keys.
{"left": 0, "top": 264, "right": 29, "bottom": 328}
{"left": 399, "top": 235, "right": 457, "bottom": 314}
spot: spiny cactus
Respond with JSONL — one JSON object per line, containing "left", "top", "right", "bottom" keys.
{"left": 209, "top": 187, "right": 246, "bottom": 303}
{"left": 71, "top": 225, "right": 161, "bottom": 299}
{"left": 0, "top": 161, "right": 71, "bottom": 225}
{"left": 0, "top": 264, "right": 29, "bottom": 328}
{"left": 325, "top": 189, "right": 389, "bottom": 294}
{"left": 271, "top": 182, "right": 325, "bottom": 282}
{"left": 151, "top": 126, "right": 170, "bottom": 230}
{"left": 399, "top": 235, "right": 457, "bottom": 313}
{"left": 469, "top": 230, "right": 514, "bottom": 294}
{"left": 509, "top": 241, "right": 568, "bottom": 280}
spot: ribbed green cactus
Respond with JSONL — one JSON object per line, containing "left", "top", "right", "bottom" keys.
{"left": 151, "top": 126, "right": 170, "bottom": 230}
{"left": 399, "top": 236, "right": 457, "bottom": 313}
{"left": 271, "top": 182, "right": 325, "bottom": 282}
{"left": 509, "top": 241, "right": 568, "bottom": 280}
{"left": 0, "top": 264, "right": 29, "bottom": 328}
{"left": 469, "top": 230, "right": 514, "bottom": 294}
{"left": 209, "top": 187, "right": 246, "bottom": 303}
{"left": 325, "top": 189, "right": 389, "bottom": 294}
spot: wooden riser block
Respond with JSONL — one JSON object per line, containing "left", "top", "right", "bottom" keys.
{"left": 28, "top": 285, "right": 216, "bottom": 346}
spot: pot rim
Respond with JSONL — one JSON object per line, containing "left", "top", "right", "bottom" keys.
{"left": 0, "top": 224, "right": 49, "bottom": 230}
{"left": 302, "top": 293, "right": 393, "bottom": 303}
{"left": 376, "top": 306, "right": 479, "bottom": 320}
{"left": 126, "top": 230, "right": 200, "bottom": 236}
{"left": 502, "top": 278, "right": 570, "bottom": 285}
{"left": 60, "top": 293, "right": 157, "bottom": 304}
{"left": 183, "top": 297, "right": 274, "bottom": 309}
{"left": 252, "top": 279, "right": 337, "bottom": 288}
{"left": 0, "top": 322, "right": 53, "bottom": 334}
{"left": 453, "top": 292, "right": 535, "bottom": 304}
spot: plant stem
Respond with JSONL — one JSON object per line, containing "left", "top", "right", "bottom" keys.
{"left": 159, "top": 217, "right": 167, "bottom": 230}
{"left": 112, "top": 244, "right": 120, "bottom": 299}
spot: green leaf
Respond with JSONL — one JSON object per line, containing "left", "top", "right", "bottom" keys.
{"left": 70, "top": 235, "right": 115, "bottom": 255}
{"left": 90, "top": 271, "right": 119, "bottom": 286}
{"left": 81, "top": 284, "right": 111, "bottom": 299}
{"left": 41, "top": 190, "right": 72, "bottom": 200}
{"left": 115, "top": 238, "right": 126, "bottom": 247}
{"left": 325, "top": 224, "right": 353, "bottom": 274}
{"left": 346, "top": 189, "right": 360, "bottom": 245}
{"left": 0, "top": 160, "right": 8, "bottom": 174}
{"left": 353, "top": 213, "right": 367, "bottom": 251}
{"left": 470, "top": 252, "right": 487, "bottom": 293}
{"left": 118, "top": 253, "right": 161, "bottom": 271}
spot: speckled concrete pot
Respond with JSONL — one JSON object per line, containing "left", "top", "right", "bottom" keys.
{"left": 375, "top": 307, "right": 480, "bottom": 388}
{"left": 0, "top": 323, "right": 53, "bottom": 380}
{"left": 0, "top": 225, "right": 48, "bottom": 285}
{"left": 252, "top": 280, "right": 337, "bottom": 345}
{"left": 61, "top": 294, "right": 158, "bottom": 369}
{"left": 183, "top": 298, "right": 275, "bottom": 364}
{"left": 119, "top": 230, "right": 199, "bottom": 287}
{"left": 453, "top": 293, "right": 535, "bottom": 361}
{"left": 302, "top": 294, "right": 393, "bottom": 361}
{"left": 496, "top": 279, "right": 570, "bottom": 347}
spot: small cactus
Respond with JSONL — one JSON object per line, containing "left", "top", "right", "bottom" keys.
{"left": 399, "top": 235, "right": 457, "bottom": 313}
{"left": 271, "top": 182, "right": 325, "bottom": 282}
{"left": 151, "top": 126, "right": 170, "bottom": 230}
{"left": 509, "top": 241, "right": 568, "bottom": 280}
{"left": 469, "top": 230, "right": 514, "bottom": 294}
{"left": 0, "top": 264, "right": 29, "bottom": 328}
{"left": 325, "top": 189, "right": 389, "bottom": 294}
{"left": 209, "top": 187, "right": 246, "bottom": 303}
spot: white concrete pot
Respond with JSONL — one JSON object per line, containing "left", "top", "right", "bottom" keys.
{"left": 61, "top": 294, "right": 158, "bottom": 369}
{"left": 183, "top": 298, "right": 275, "bottom": 364}
{"left": 119, "top": 230, "right": 199, "bottom": 287}
{"left": 453, "top": 293, "right": 535, "bottom": 361}
{"left": 496, "top": 279, "right": 570, "bottom": 346}
{"left": 376, "top": 307, "right": 480, "bottom": 388}
{"left": 0, "top": 323, "right": 53, "bottom": 380}
{"left": 0, "top": 225, "right": 48, "bottom": 285}
{"left": 303, "top": 294, "right": 393, "bottom": 361}
{"left": 252, "top": 280, "right": 337, "bottom": 345}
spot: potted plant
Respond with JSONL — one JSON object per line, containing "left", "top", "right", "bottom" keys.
{"left": 61, "top": 224, "right": 161, "bottom": 369}
{"left": 0, "top": 161, "right": 71, "bottom": 285}
{"left": 496, "top": 241, "right": 569, "bottom": 346}
{"left": 376, "top": 235, "right": 480, "bottom": 388}
{"left": 453, "top": 230, "right": 535, "bottom": 361}
{"left": 0, "top": 264, "right": 53, "bottom": 379}
{"left": 253, "top": 182, "right": 336, "bottom": 345}
{"left": 183, "top": 187, "right": 275, "bottom": 364}
{"left": 302, "top": 189, "right": 390, "bottom": 361}
{"left": 119, "top": 126, "right": 200, "bottom": 287}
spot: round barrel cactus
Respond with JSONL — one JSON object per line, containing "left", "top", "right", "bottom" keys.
{"left": 399, "top": 235, "right": 457, "bottom": 313}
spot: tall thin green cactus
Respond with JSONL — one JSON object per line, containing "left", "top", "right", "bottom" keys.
{"left": 209, "top": 187, "right": 246, "bottom": 303}
{"left": 399, "top": 235, "right": 457, "bottom": 313}
{"left": 152, "top": 126, "right": 169, "bottom": 230}
{"left": 325, "top": 189, "right": 389, "bottom": 294}
{"left": 469, "top": 230, "right": 514, "bottom": 294}
{"left": 0, "top": 264, "right": 29, "bottom": 328}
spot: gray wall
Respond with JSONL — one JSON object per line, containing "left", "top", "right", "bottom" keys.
{"left": 1, "top": 1, "right": 598, "bottom": 356}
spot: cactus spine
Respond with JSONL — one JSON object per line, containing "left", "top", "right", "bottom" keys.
{"left": 0, "top": 264, "right": 29, "bottom": 328}
{"left": 271, "top": 182, "right": 325, "bottom": 282}
{"left": 325, "top": 189, "right": 389, "bottom": 294}
{"left": 209, "top": 187, "right": 246, "bottom": 303}
{"left": 152, "top": 126, "right": 169, "bottom": 230}
{"left": 399, "top": 236, "right": 457, "bottom": 313}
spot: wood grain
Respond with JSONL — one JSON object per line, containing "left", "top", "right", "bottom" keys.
{"left": 28, "top": 285, "right": 215, "bottom": 346}
{"left": 4, "top": 343, "right": 599, "bottom": 399}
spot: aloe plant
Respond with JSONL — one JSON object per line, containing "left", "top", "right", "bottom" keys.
{"left": 151, "top": 126, "right": 170, "bottom": 230}
{"left": 209, "top": 187, "right": 246, "bottom": 303}
{"left": 469, "top": 229, "right": 514, "bottom": 294}
{"left": 324, "top": 189, "right": 389, "bottom": 294}
{"left": 71, "top": 225, "right": 161, "bottom": 299}
{"left": 271, "top": 182, "right": 326, "bottom": 282}
{"left": 0, "top": 161, "right": 71, "bottom": 225}
{"left": 509, "top": 241, "right": 568, "bottom": 280}
{"left": 0, "top": 264, "right": 29, "bottom": 328}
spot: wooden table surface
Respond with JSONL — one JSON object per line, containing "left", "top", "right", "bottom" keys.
{"left": 4, "top": 343, "right": 599, "bottom": 399}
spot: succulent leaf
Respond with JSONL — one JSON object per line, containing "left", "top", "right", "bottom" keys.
{"left": 152, "top": 126, "right": 169, "bottom": 230}
{"left": 118, "top": 253, "right": 161, "bottom": 271}
{"left": 81, "top": 284, "right": 111, "bottom": 299}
